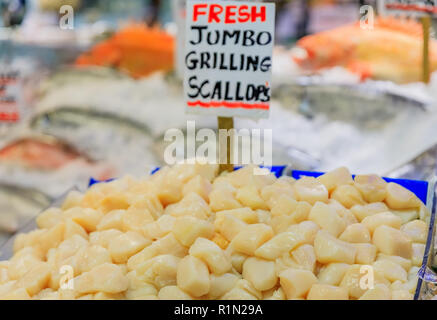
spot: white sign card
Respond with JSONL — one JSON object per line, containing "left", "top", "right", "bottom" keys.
{"left": 379, "top": 0, "right": 437, "bottom": 17}
{"left": 184, "top": 0, "right": 275, "bottom": 119}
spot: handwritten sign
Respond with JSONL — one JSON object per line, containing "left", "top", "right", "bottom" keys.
{"left": 379, "top": 0, "right": 437, "bottom": 16}
{"left": 184, "top": 0, "right": 275, "bottom": 119}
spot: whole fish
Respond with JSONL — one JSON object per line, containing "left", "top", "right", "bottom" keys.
{"left": 293, "top": 17, "right": 437, "bottom": 83}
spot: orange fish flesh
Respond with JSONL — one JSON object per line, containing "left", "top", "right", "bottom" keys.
{"left": 293, "top": 17, "right": 437, "bottom": 83}
{"left": 76, "top": 24, "right": 175, "bottom": 78}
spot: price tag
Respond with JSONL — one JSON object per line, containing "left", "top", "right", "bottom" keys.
{"left": 379, "top": 0, "right": 437, "bottom": 17}
{"left": 184, "top": 0, "right": 275, "bottom": 119}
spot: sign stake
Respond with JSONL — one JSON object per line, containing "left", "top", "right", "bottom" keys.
{"left": 218, "top": 116, "right": 234, "bottom": 174}
{"left": 421, "top": 15, "right": 431, "bottom": 84}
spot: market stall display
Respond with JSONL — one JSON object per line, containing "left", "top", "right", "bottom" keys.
{"left": 0, "top": 0, "right": 437, "bottom": 303}
{"left": 0, "top": 164, "right": 432, "bottom": 300}
{"left": 0, "top": 61, "right": 432, "bottom": 245}
{"left": 31, "top": 65, "right": 437, "bottom": 176}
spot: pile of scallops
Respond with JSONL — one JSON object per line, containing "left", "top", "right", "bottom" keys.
{"left": 0, "top": 164, "right": 429, "bottom": 300}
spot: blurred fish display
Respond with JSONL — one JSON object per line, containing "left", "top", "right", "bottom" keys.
{"left": 76, "top": 24, "right": 174, "bottom": 78}
{"left": 293, "top": 17, "right": 437, "bottom": 83}
{"left": 0, "top": 116, "right": 158, "bottom": 244}
{"left": 0, "top": 134, "right": 115, "bottom": 193}
{"left": 0, "top": 137, "right": 86, "bottom": 170}
{"left": 274, "top": 80, "right": 428, "bottom": 129}
{"left": 30, "top": 107, "right": 161, "bottom": 174}
{"left": 37, "top": 67, "right": 128, "bottom": 97}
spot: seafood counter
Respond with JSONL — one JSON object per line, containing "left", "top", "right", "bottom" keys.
{"left": 0, "top": 15, "right": 437, "bottom": 300}
{"left": 1, "top": 19, "right": 437, "bottom": 238}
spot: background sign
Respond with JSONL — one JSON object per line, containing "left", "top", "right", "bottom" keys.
{"left": 0, "top": 68, "right": 20, "bottom": 123}
{"left": 379, "top": 0, "right": 437, "bottom": 17}
{"left": 184, "top": 0, "right": 275, "bottom": 119}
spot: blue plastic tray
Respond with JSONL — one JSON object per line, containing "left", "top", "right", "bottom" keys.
{"left": 89, "top": 166, "right": 429, "bottom": 204}
{"left": 291, "top": 169, "right": 429, "bottom": 205}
